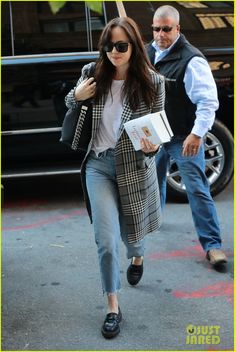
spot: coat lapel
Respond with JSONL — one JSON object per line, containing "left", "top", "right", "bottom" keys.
{"left": 117, "top": 101, "right": 132, "bottom": 139}
{"left": 91, "top": 96, "right": 105, "bottom": 139}
{"left": 91, "top": 96, "right": 132, "bottom": 142}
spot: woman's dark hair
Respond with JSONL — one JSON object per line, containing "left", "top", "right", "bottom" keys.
{"left": 94, "top": 17, "right": 158, "bottom": 111}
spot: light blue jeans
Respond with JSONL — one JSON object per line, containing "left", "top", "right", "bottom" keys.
{"left": 155, "top": 137, "right": 222, "bottom": 252}
{"left": 85, "top": 149, "right": 145, "bottom": 294}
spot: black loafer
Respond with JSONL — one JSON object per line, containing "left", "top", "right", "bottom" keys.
{"left": 127, "top": 260, "right": 143, "bottom": 286}
{"left": 101, "top": 307, "right": 122, "bottom": 339}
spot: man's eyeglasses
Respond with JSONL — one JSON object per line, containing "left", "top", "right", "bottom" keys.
{"left": 151, "top": 26, "right": 174, "bottom": 33}
{"left": 103, "top": 41, "right": 130, "bottom": 53}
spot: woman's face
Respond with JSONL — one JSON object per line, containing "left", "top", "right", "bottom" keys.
{"left": 105, "top": 26, "right": 132, "bottom": 71}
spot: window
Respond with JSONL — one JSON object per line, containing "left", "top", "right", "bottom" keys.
{"left": 177, "top": 2, "right": 208, "bottom": 8}
{"left": 1, "top": 2, "right": 12, "bottom": 56}
{"left": 206, "top": 2, "right": 233, "bottom": 8}
{"left": 196, "top": 13, "right": 234, "bottom": 29}
{"left": 209, "top": 60, "right": 231, "bottom": 72}
{"left": 1, "top": 1, "right": 115, "bottom": 56}
{"left": 178, "top": 1, "right": 233, "bottom": 8}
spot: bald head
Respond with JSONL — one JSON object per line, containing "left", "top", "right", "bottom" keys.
{"left": 153, "top": 5, "right": 180, "bottom": 25}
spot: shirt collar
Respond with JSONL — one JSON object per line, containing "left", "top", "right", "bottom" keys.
{"left": 151, "top": 34, "right": 180, "bottom": 55}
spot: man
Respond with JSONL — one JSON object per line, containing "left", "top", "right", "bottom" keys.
{"left": 126, "top": 5, "right": 227, "bottom": 286}
{"left": 149, "top": 5, "right": 228, "bottom": 265}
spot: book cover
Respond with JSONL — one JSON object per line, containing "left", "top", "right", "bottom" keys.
{"left": 124, "top": 110, "right": 174, "bottom": 151}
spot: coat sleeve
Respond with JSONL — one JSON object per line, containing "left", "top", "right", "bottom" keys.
{"left": 152, "top": 72, "right": 165, "bottom": 113}
{"left": 64, "top": 62, "right": 95, "bottom": 109}
{"left": 143, "top": 72, "right": 165, "bottom": 158}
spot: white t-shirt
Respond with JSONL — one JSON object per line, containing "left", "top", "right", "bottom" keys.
{"left": 92, "top": 80, "right": 124, "bottom": 155}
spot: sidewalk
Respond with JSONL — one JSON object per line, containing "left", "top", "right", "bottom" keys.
{"left": 1, "top": 177, "right": 233, "bottom": 351}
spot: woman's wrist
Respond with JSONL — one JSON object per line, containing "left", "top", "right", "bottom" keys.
{"left": 144, "top": 144, "right": 162, "bottom": 157}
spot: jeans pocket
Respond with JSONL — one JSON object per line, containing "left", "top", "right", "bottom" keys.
{"left": 88, "top": 150, "right": 98, "bottom": 160}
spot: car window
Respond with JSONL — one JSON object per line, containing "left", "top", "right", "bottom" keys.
{"left": 2, "top": 1, "right": 233, "bottom": 56}
{"left": 88, "top": 2, "right": 120, "bottom": 50}
{"left": 207, "top": 54, "right": 234, "bottom": 78}
{"left": 1, "top": 1, "right": 12, "bottom": 56}
{"left": 122, "top": 1, "right": 234, "bottom": 47}
{"left": 11, "top": 1, "right": 89, "bottom": 54}
{"left": 1, "top": 1, "right": 118, "bottom": 56}
{"left": 2, "top": 59, "right": 88, "bottom": 131}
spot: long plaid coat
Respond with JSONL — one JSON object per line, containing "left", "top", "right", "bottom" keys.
{"left": 65, "top": 63, "right": 165, "bottom": 243}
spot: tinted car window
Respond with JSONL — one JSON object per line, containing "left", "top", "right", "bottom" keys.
{"left": 207, "top": 53, "right": 234, "bottom": 128}
{"left": 11, "top": 1, "right": 88, "bottom": 54}
{"left": 3, "top": 1, "right": 119, "bottom": 55}
{"left": 2, "top": 56, "right": 96, "bottom": 175}
{"left": 123, "top": 1, "right": 233, "bottom": 47}
{"left": 2, "top": 57, "right": 94, "bottom": 131}
{"left": 1, "top": 2, "right": 12, "bottom": 56}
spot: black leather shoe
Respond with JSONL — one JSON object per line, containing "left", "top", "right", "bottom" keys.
{"left": 127, "top": 260, "right": 143, "bottom": 286}
{"left": 101, "top": 307, "right": 122, "bottom": 339}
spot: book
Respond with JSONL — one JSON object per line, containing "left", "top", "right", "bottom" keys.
{"left": 124, "top": 110, "right": 173, "bottom": 151}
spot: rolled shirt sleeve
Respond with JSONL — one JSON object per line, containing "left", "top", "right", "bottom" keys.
{"left": 183, "top": 56, "right": 219, "bottom": 137}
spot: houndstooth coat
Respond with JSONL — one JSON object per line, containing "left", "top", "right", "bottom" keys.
{"left": 65, "top": 62, "right": 165, "bottom": 243}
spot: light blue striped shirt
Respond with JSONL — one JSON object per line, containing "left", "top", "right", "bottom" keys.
{"left": 152, "top": 37, "right": 219, "bottom": 137}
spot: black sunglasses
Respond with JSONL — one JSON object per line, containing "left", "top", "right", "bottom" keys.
{"left": 152, "top": 25, "right": 174, "bottom": 33}
{"left": 103, "top": 41, "right": 130, "bottom": 53}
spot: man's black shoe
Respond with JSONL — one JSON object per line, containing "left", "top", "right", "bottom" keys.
{"left": 101, "top": 307, "right": 122, "bottom": 339}
{"left": 127, "top": 260, "right": 143, "bottom": 286}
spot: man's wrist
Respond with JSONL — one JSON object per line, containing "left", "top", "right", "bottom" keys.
{"left": 191, "top": 126, "right": 207, "bottom": 138}
{"left": 191, "top": 133, "right": 202, "bottom": 139}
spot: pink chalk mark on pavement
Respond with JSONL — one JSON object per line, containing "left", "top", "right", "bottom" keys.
{"left": 2, "top": 209, "right": 86, "bottom": 231}
{"left": 148, "top": 246, "right": 234, "bottom": 304}
{"left": 148, "top": 245, "right": 233, "bottom": 262}
{"left": 173, "top": 281, "right": 234, "bottom": 304}
{"left": 148, "top": 244, "right": 205, "bottom": 260}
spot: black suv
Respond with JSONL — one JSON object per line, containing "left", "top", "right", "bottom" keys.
{"left": 1, "top": 1, "right": 234, "bottom": 200}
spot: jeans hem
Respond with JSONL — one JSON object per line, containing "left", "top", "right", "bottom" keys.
{"left": 102, "top": 288, "right": 121, "bottom": 296}
{"left": 204, "top": 244, "right": 222, "bottom": 252}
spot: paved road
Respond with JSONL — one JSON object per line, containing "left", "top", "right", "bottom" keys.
{"left": 2, "top": 176, "right": 234, "bottom": 351}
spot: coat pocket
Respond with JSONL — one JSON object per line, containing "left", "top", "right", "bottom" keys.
{"left": 144, "top": 157, "right": 153, "bottom": 168}
{"left": 136, "top": 156, "right": 153, "bottom": 170}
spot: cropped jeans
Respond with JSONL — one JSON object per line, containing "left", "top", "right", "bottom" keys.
{"left": 86, "top": 149, "right": 145, "bottom": 294}
{"left": 155, "top": 137, "right": 222, "bottom": 252}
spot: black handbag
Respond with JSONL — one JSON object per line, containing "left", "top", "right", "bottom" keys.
{"left": 60, "top": 63, "right": 95, "bottom": 151}
{"left": 60, "top": 98, "right": 92, "bottom": 151}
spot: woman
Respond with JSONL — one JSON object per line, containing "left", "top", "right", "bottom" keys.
{"left": 65, "top": 17, "right": 165, "bottom": 339}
